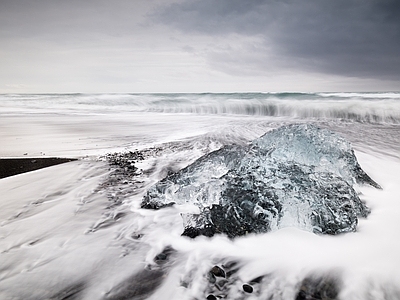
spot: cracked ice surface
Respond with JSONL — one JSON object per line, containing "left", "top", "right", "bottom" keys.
{"left": 142, "top": 124, "right": 380, "bottom": 238}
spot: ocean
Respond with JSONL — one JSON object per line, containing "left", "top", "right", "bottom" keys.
{"left": 0, "top": 92, "right": 399, "bottom": 299}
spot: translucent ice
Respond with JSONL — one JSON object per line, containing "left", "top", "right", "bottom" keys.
{"left": 141, "top": 124, "right": 380, "bottom": 237}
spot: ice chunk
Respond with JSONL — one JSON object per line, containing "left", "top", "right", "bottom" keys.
{"left": 252, "top": 123, "right": 381, "bottom": 188}
{"left": 141, "top": 124, "right": 379, "bottom": 237}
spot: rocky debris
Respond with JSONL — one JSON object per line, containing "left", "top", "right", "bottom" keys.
{"left": 105, "top": 151, "right": 144, "bottom": 173}
{"left": 202, "top": 265, "right": 340, "bottom": 300}
{"left": 202, "top": 262, "right": 244, "bottom": 299}
{"left": 142, "top": 124, "right": 379, "bottom": 238}
{"left": 178, "top": 257, "right": 341, "bottom": 300}
{"left": 97, "top": 150, "right": 145, "bottom": 208}
{"left": 88, "top": 150, "right": 147, "bottom": 234}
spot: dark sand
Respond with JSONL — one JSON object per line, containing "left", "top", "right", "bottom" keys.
{"left": 0, "top": 158, "right": 77, "bottom": 179}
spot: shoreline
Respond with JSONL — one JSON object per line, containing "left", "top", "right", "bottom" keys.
{"left": 0, "top": 157, "right": 77, "bottom": 179}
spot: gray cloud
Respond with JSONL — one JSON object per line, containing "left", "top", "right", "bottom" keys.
{"left": 0, "top": 0, "right": 177, "bottom": 93}
{"left": 0, "top": 0, "right": 155, "bottom": 43}
{"left": 154, "top": 0, "right": 400, "bottom": 80}
{"left": 1, "top": 0, "right": 398, "bottom": 92}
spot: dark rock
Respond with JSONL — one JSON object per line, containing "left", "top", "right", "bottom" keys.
{"left": 131, "top": 233, "right": 143, "bottom": 240}
{"left": 210, "top": 266, "right": 226, "bottom": 278}
{"left": 206, "top": 295, "right": 217, "bottom": 300}
{"left": 242, "top": 283, "right": 253, "bottom": 293}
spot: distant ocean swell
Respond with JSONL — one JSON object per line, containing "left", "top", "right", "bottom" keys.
{"left": 1, "top": 92, "right": 400, "bottom": 124}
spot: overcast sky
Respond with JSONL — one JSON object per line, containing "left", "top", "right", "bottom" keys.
{"left": 1, "top": 0, "right": 399, "bottom": 93}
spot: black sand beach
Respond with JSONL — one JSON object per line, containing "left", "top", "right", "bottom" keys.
{"left": 0, "top": 158, "right": 77, "bottom": 179}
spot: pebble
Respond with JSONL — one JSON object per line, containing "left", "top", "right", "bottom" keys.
{"left": 243, "top": 284, "right": 253, "bottom": 293}
{"left": 210, "top": 266, "right": 226, "bottom": 278}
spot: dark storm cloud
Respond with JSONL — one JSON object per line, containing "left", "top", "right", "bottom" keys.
{"left": 154, "top": 0, "right": 400, "bottom": 80}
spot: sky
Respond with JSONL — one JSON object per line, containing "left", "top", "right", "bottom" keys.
{"left": 1, "top": 0, "right": 399, "bottom": 93}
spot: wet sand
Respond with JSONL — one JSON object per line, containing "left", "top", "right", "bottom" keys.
{"left": 0, "top": 158, "right": 77, "bottom": 179}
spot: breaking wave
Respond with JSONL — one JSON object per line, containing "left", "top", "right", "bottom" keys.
{"left": 1, "top": 92, "right": 400, "bottom": 123}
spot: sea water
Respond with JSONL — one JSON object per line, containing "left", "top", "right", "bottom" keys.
{"left": 0, "top": 93, "right": 399, "bottom": 299}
